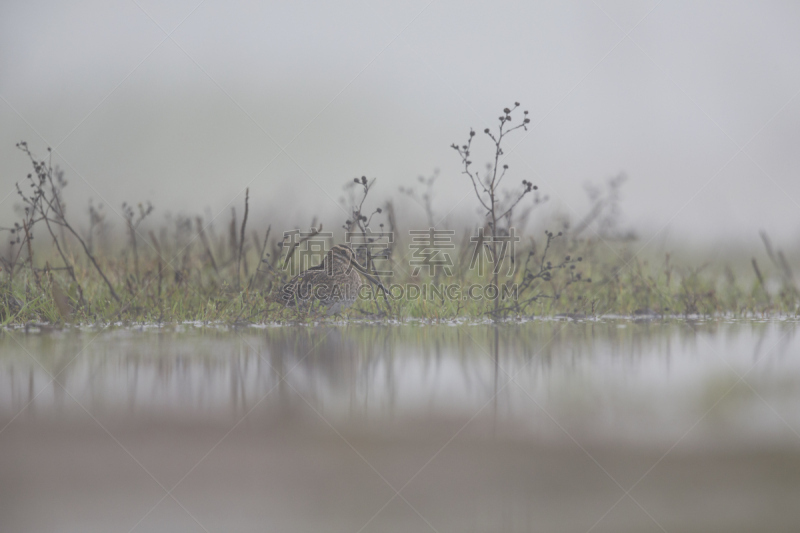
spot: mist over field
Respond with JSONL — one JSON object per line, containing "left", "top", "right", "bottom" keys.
{"left": 6, "top": 6, "right": 800, "bottom": 533}
{"left": 2, "top": 0, "right": 800, "bottom": 249}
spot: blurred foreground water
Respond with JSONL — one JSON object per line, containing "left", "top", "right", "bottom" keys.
{"left": 2, "top": 319, "right": 800, "bottom": 532}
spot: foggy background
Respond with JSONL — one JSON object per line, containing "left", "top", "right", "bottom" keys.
{"left": 2, "top": 0, "right": 799, "bottom": 248}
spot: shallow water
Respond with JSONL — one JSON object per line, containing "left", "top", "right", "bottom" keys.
{"left": 2, "top": 319, "right": 800, "bottom": 532}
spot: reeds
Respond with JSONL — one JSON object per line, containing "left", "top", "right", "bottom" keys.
{"left": 1, "top": 139, "right": 798, "bottom": 326}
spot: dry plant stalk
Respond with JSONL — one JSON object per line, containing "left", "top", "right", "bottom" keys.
{"left": 196, "top": 217, "right": 219, "bottom": 275}
{"left": 237, "top": 189, "right": 249, "bottom": 289}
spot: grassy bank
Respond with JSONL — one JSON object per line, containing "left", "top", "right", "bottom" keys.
{"left": 2, "top": 206, "right": 796, "bottom": 326}
{"left": 3, "top": 104, "right": 799, "bottom": 325}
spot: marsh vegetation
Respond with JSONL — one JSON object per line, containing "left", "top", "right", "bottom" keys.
{"left": 1, "top": 106, "right": 798, "bottom": 326}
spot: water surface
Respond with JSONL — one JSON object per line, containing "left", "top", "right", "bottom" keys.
{"left": 2, "top": 319, "right": 800, "bottom": 532}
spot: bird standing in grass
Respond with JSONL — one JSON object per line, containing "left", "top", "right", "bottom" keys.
{"left": 280, "top": 244, "right": 391, "bottom": 315}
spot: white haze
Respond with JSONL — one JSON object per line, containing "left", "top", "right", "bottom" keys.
{"left": 1, "top": 0, "right": 800, "bottom": 250}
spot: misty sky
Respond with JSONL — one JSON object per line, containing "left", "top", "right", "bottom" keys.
{"left": 2, "top": 0, "right": 800, "bottom": 247}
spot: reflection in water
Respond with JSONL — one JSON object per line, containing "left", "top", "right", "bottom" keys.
{"left": 1, "top": 320, "right": 800, "bottom": 532}
{"left": 3, "top": 320, "right": 799, "bottom": 442}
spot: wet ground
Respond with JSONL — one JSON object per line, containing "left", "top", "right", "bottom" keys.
{"left": 2, "top": 319, "right": 800, "bottom": 532}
